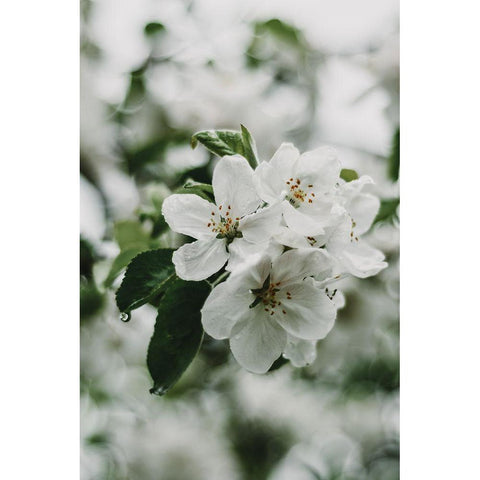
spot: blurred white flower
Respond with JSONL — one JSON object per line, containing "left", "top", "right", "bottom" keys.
{"left": 270, "top": 431, "right": 366, "bottom": 480}
{"left": 162, "top": 155, "right": 281, "bottom": 280}
{"left": 80, "top": 175, "right": 106, "bottom": 243}
{"left": 201, "top": 249, "right": 336, "bottom": 373}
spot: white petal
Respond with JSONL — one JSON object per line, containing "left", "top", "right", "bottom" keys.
{"left": 268, "top": 142, "right": 299, "bottom": 178}
{"left": 230, "top": 313, "right": 287, "bottom": 374}
{"left": 347, "top": 193, "right": 380, "bottom": 235}
{"left": 212, "top": 155, "right": 260, "bottom": 218}
{"left": 228, "top": 252, "right": 274, "bottom": 289}
{"left": 239, "top": 203, "right": 283, "bottom": 244}
{"left": 226, "top": 238, "right": 282, "bottom": 273}
{"left": 253, "top": 161, "right": 286, "bottom": 205}
{"left": 271, "top": 248, "right": 333, "bottom": 286}
{"left": 338, "top": 175, "right": 374, "bottom": 198}
{"left": 275, "top": 226, "right": 311, "bottom": 249}
{"left": 325, "top": 213, "right": 353, "bottom": 249}
{"left": 201, "top": 277, "right": 253, "bottom": 339}
{"left": 172, "top": 238, "right": 229, "bottom": 281}
{"left": 162, "top": 194, "right": 216, "bottom": 240}
{"left": 282, "top": 201, "right": 325, "bottom": 236}
{"left": 338, "top": 242, "right": 388, "bottom": 278}
{"left": 332, "top": 290, "right": 346, "bottom": 309}
{"left": 294, "top": 146, "right": 341, "bottom": 193}
{"left": 283, "top": 335, "right": 317, "bottom": 367}
{"left": 275, "top": 278, "right": 337, "bottom": 340}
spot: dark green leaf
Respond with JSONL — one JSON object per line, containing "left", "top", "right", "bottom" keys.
{"left": 374, "top": 198, "right": 400, "bottom": 224}
{"left": 267, "top": 356, "right": 289, "bottom": 372}
{"left": 115, "top": 249, "right": 175, "bottom": 313}
{"left": 147, "top": 279, "right": 211, "bottom": 395}
{"left": 388, "top": 127, "right": 400, "bottom": 182}
{"left": 340, "top": 168, "right": 359, "bottom": 182}
{"left": 241, "top": 124, "right": 259, "bottom": 168}
{"left": 151, "top": 214, "right": 169, "bottom": 238}
{"left": 191, "top": 129, "right": 246, "bottom": 158}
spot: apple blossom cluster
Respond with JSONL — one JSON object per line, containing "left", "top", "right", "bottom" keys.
{"left": 162, "top": 143, "right": 387, "bottom": 373}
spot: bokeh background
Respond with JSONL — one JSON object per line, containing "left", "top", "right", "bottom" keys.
{"left": 80, "top": 1, "right": 399, "bottom": 478}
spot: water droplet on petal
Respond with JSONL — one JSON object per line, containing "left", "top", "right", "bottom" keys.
{"left": 119, "top": 312, "right": 131, "bottom": 322}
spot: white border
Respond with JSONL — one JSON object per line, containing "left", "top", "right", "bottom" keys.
{"left": 2, "top": 1, "right": 79, "bottom": 477}
{"left": 401, "top": 0, "right": 480, "bottom": 477}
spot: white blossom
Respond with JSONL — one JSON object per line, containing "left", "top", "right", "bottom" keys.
{"left": 201, "top": 249, "right": 337, "bottom": 373}
{"left": 162, "top": 155, "right": 281, "bottom": 280}
{"left": 253, "top": 143, "right": 341, "bottom": 236}
{"left": 273, "top": 173, "right": 387, "bottom": 279}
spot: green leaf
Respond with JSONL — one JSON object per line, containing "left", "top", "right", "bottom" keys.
{"left": 80, "top": 236, "right": 101, "bottom": 280}
{"left": 144, "top": 22, "right": 165, "bottom": 37}
{"left": 115, "top": 249, "right": 176, "bottom": 313}
{"left": 191, "top": 127, "right": 259, "bottom": 169}
{"left": 246, "top": 18, "right": 309, "bottom": 68}
{"left": 147, "top": 279, "right": 211, "bottom": 395}
{"left": 241, "top": 124, "right": 259, "bottom": 168}
{"left": 388, "top": 127, "right": 400, "bottom": 182}
{"left": 191, "top": 129, "right": 245, "bottom": 158}
{"left": 80, "top": 279, "right": 105, "bottom": 319}
{"left": 114, "top": 220, "right": 151, "bottom": 251}
{"left": 340, "top": 168, "right": 359, "bottom": 182}
{"left": 175, "top": 180, "right": 215, "bottom": 202}
{"left": 267, "top": 356, "right": 289, "bottom": 372}
{"left": 374, "top": 198, "right": 400, "bottom": 224}
{"left": 256, "top": 18, "right": 304, "bottom": 47}
{"left": 103, "top": 247, "right": 145, "bottom": 289}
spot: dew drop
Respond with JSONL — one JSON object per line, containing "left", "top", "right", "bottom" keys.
{"left": 149, "top": 384, "right": 169, "bottom": 396}
{"left": 119, "top": 312, "right": 131, "bottom": 323}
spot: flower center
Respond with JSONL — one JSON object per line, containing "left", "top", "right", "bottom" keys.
{"left": 249, "top": 276, "right": 290, "bottom": 316}
{"left": 285, "top": 178, "right": 316, "bottom": 208}
{"left": 206, "top": 205, "right": 242, "bottom": 243}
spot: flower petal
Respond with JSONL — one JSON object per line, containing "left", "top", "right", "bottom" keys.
{"left": 228, "top": 252, "right": 274, "bottom": 290}
{"left": 253, "top": 161, "right": 286, "bottom": 205}
{"left": 347, "top": 193, "right": 380, "bottom": 235}
{"left": 212, "top": 155, "right": 260, "bottom": 218}
{"left": 201, "top": 278, "right": 253, "bottom": 339}
{"left": 239, "top": 203, "right": 283, "bottom": 244}
{"left": 282, "top": 201, "right": 325, "bottom": 236}
{"left": 226, "top": 238, "right": 282, "bottom": 273}
{"left": 276, "top": 278, "right": 337, "bottom": 340}
{"left": 338, "top": 242, "right": 388, "bottom": 278}
{"left": 172, "top": 238, "right": 229, "bottom": 281}
{"left": 271, "top": 248, "right": 333, "bottom": 286}
{"left": 162, "top": 194, "right": 216, "bottom": 240}
{"left": 269, "top": 142, "right": 299, "bottom": 177}
{"left": 294, "top": 146, "right": 341, "bottom": 193}
{"left": 230, "top": 313, "right": 287, "bottom": 374}
{"left": 283, "top": 335, "right": 317, "bottom": 367}
{"left": 275, "top": 226, "right": 311, "bottom": 249}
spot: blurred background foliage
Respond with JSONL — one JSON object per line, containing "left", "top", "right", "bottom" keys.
{"left": 80, "top": 0, "right": 399, "bottom": 478}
